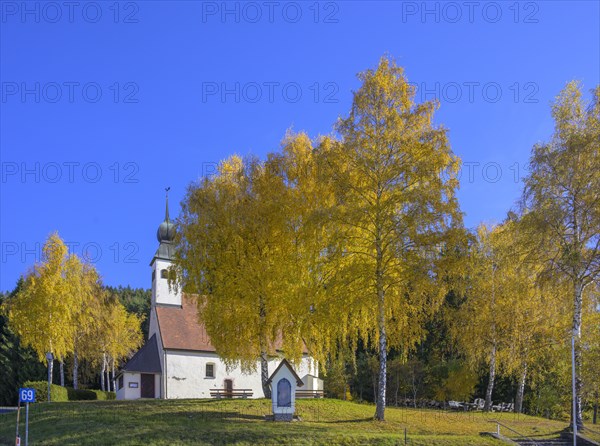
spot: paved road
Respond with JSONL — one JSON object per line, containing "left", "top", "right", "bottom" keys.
{"left": 517, "top": 435, "right": 598, "bottom": 446}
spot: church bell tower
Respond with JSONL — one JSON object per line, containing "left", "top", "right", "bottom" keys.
{"left": 150, "top": 188, "right": 182, "bottom": 307}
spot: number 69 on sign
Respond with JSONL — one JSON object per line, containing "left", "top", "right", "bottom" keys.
{"left": 19, "top": 389, "right": 35, "bottom": 403}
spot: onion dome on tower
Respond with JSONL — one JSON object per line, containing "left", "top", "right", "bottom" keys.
{"left": 154, "top": 187, "right": 175, "bottom": 261}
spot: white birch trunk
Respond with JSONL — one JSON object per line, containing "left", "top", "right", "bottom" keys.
{"left": 72, "top": 349, "right": 79, "bottom": 390}
{"left": 258, "top": 296, "right": 271, "bottom": 399}
{"left": 111, "top": 358, "right": 116, "bottom": 393}
{"left": 572, "top": 281, "right": 584, "bottom": 429}
{"left": 100, "top": 353, "right": 106, "bottom": 392}
{"left": 374, "top": 239, "right": 386, "bottom": 421}
{"left": 484, "top": 342, "right": 496, "bottom": 412}
{"left": 47, "top": 357, "right": 54, "bottom": 401}
{"left": 515, "top": 364, "right": 527, "bottom": 414}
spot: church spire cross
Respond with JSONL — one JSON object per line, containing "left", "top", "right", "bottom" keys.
{"left": 165, "top": 187, "right": 171, "bottom": 223}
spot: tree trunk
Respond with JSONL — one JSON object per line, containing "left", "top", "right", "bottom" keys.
{"left": 100, "top": 353, "right": 106, "bottom": 392}
{"left": 571, "top": 282, "right": 584, "bottom": 430}
{"left": 260, "top": 350, "right": 271, "bottom": 399}
{"left": 111, "top": 358, "right": 116, "bottom": 394}
{"left": 258, "top": 296, "right": 271, "bottom": 399}
{"left": 484, "top": 342, "right": 497, "bottom": 411}
{"left": 47, "top": 357, "right": 54, "bottom": 402}
{"left": 106, "top": 361, "right": 111, "bottom": 392}
{"left": 374, "top": 243, "right": 387, "bottom": 421}
{"left": 515, "top": 364, "right": 527, "bottom": 414}
{"left": 59, "top": 360, "right": 65, "bottom": 387}
{"left": 72, "top": 350, "right": 79, "bottom": 390}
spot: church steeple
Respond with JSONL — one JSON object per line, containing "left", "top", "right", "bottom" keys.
{"left": 151, "top": 187, "right": 181, "bottom": 307}
{"left": 157, "top": 187, "right": 175, "bottom": 245}
{"left": 155, "top": 187, "right": 175, "bottom": 260}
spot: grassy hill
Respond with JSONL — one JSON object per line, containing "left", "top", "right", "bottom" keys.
{"left": 0, "top": 398, "right": 585, "bottom": 445}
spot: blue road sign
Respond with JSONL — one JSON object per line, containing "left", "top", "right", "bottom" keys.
{"left": 19, "top": 388, "right": 35, "bottom": 403}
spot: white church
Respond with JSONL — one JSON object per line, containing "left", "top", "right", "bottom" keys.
{"left": 116, "top": 199, "right": 322, "bottom": 400}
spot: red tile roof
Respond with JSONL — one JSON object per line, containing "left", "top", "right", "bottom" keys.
{"left": 156, "top": 294, "right": 308, "bottom": 354}
{"left": 156, "top": 294, "right": 215, "bottom": 351}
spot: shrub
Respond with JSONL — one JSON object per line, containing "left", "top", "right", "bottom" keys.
{"left": 66, "top": 388, "right": 97, "bottom": 401}
{"left": 91, "top": 390, "right": 116, "bottom": 400}
{"left": 21, "top": 381, "right": 115, "bottom": 402}
{"left": 23, "top": 381, "right": 68, "bottom": 402}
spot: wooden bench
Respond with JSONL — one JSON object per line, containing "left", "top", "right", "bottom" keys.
{"left": 295, "top": 390, "right": 324, "bottom": 399}
{"left": 209, "top": 389, "right": 253, "bottom": 399}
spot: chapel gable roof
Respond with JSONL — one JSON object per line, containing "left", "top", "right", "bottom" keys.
{"left": 265, "top": 358, "right": 304, "bottom": 387}
{"left": 121, "top": 334, "right": 162, "bottom": 374}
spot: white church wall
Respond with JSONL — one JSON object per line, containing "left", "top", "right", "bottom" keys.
{"left": 154, "top": 373, "right": 161, "bottom": 398}
{"left": 164, "top": 350, "right": 316, "bottom": 400}
{"left": 117, "top": 372, "right": 142, "bottom": 400}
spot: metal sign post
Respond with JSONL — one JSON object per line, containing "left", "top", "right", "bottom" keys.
{"left": 14, "top": 400, "right": 20, "bottom": 446}
{"left": 18, "top": 388, "right": 35, "bottom": 446}
{"left": 25, "top": 403, "right": 29, "bottom": 446}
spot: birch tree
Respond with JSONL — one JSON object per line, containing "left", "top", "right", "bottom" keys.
{"left": 326, "top": 57, "right": 462, "bottom": 420}
{"left": 105, "top": 298, "right": 143, "bottom": 391}
{"left": 502, "top": 228, "right": 569, "bottom": 415}
{"left": 7, "top": 233, "right": 76, "bottom": 396}
{"left": 177, "top": 154, "right": 302, "bottom": 398}
{"left": 452, "top": 224, "right": 514, "bottom": 411}
{"left": 64, "top": 255, "right": 102, "bottom": 389}
{"left": 521, "top": 82, "right": 600, "bottom": 428}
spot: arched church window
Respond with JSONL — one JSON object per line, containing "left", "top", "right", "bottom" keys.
{"left": 160, "top": 269, "right": 168, "bottom": 279}
{"left": 277, "top": 378, "right": 291, "bottom": 407}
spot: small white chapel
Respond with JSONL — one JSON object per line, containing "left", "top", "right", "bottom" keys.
{"left": 116, "top": 198, "right": 322, "bottom": 400}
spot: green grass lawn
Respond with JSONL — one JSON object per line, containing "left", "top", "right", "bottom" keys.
{"left": 0, "top": 398, "right": 575, "bottom": 445}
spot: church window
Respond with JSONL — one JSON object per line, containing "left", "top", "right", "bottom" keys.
{"left": 205, "top": 363, "right": 215, "bottom": 378}
{"left": 277, "top": 378, "right": 291, "bottom": 407}
{"left": 160, "top": 269, "right": 168, "bottom": 279}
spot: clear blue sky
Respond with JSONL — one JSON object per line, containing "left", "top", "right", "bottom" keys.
{"left": 1, "top": 1, "right": 599, "bottom": 292}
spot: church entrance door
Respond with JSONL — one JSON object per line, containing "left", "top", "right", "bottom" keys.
{"left": 141, "top": 373, "right": 155, "bottom": 398}
{"left": 224, "top": 379, "right": 233, "bottom": 398}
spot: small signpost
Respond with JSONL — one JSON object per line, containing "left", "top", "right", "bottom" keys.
{"left": 16, "top": 388, "right": 35, "bottom": 446}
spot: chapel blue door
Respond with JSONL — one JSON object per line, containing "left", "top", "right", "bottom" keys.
{"left": 277, "top": 378, "right": 291, "bottom": 407}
